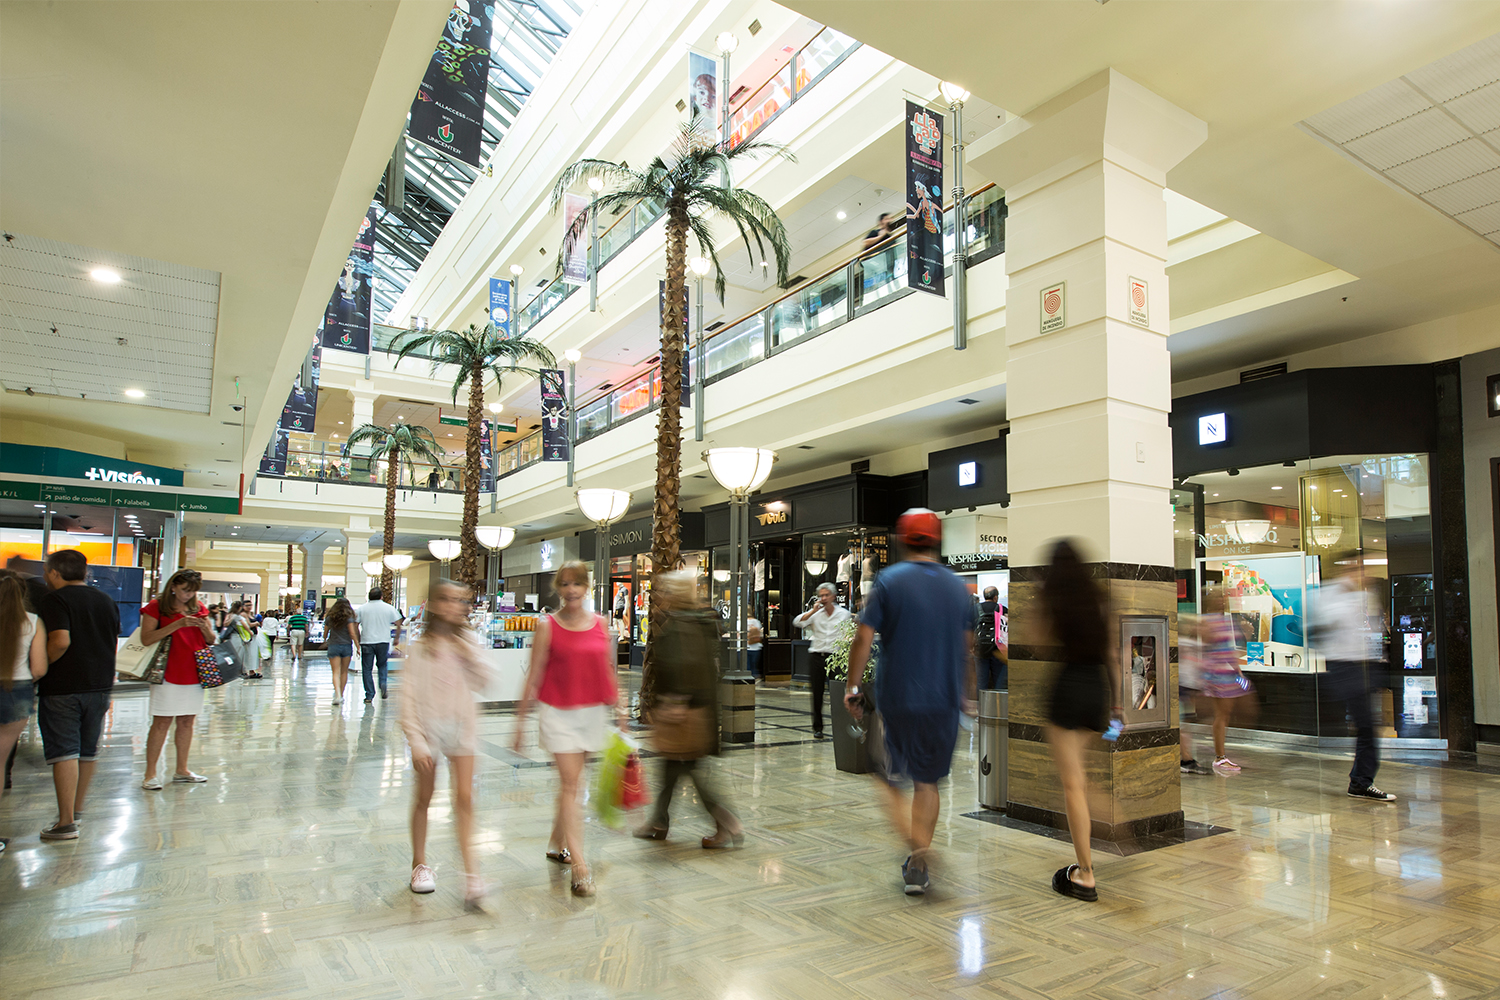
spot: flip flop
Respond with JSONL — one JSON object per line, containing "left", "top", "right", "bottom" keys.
{"left": 1051, "top": 865, "right": 1099, "bottom": 902}
{"left": 545, "top": 848, "right": 571, "bottom": 864}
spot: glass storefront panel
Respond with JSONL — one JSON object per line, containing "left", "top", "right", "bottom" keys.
{"left": 1186, "top": 454, "right": 1436, "bottom": 741}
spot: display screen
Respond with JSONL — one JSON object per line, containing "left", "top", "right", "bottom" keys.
{"left": 1403, "top": 631, "right": 1423, "bottom": 669}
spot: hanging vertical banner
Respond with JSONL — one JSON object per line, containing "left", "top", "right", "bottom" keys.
{"left": 409, "top": 1, "right": 492, "bottom": 167}
{"left": 658, "top": 281, "right": 691, "bottom": 405}
{"left": 540, "top": 369, "right": 568, "bottom": 462}
{"left": 321, "top": 207, "right": 376, "bottom": 354}
{"left": 480, "top": 418, "right": 495, "bottom": 492}
{"left": 689, "top": 51, "right": 717, "bottom": 125}
{"left": 280, "top": 345, "right": 320, "bottom": 433}
{"left": 561, "top": 193, "right": 589, "bottom": 286}
{"left": 259, "top": 430, "right": 288, "bottom": 477}
{"left": 905, "top": 101, "right": 946, "bottom": 297}
{"left": 488, "top": 276, "right": 511, "bottom": 335}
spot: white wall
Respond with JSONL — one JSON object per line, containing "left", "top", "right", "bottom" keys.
{"left": 1461, "top": 348, "right": 1500, "bottom": 728}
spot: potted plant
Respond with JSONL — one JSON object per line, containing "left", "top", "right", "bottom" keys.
{"left": 825, "top": 618, "right": 877, "bottom": 774}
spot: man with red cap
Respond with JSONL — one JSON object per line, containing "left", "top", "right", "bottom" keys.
{"left": 845, "top": 508, "right": 976, "bottom": 895}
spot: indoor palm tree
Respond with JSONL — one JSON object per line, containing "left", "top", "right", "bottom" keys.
{"left": 550, "top": 115, "right": 792, "bottom": 578}
{"left": 391, "top": 323, "right": 554, "bottom": 590}
{"left": 344, "top": 422, "right": 446, "bottom": 597}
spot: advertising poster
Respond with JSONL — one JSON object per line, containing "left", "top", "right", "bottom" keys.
{"left": 540, "top": 369, "right": 568, "bottom": 462}
{"left": 488, "top": 276, "right": 511, "bottom": 335}
{"left": 657, "top": 280, "right": 691, "bottom": 405}
{"left": 479, "top": 418, "right": 494, "bottom": 492}
{"left": 904, "top": 100, "right": 945, "bottom": 296}
{"left": 259, "top": 429, "right": 288, "bottom": 476}
{"left": 409, "top": 1, "right": 493, "bottom": 167}
{"left": 280, "top": 345, "right": 320, "bottom": 433}
{"left": 562, "top": 193, "right": 589, "bottom": 286}
{"left": 321, "top": 207, "right": 376, "bottom": 354}
{"left": 689, "top": 51, "right": 717, "bottom": 123}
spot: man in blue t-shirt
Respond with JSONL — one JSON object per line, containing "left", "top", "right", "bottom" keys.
{"left": 846, "top": 509, "right": 975, "bottom": 896}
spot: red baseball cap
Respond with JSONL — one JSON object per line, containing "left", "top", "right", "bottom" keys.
{"left": 895, "top": 508, "right": 942, "bottom": 546}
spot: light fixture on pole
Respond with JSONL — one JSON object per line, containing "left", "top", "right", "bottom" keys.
{"left": 577, "top": 488, "right": 631, "bottom": 615}
{"left": 564, "top": 349, "right": 581, "bottom": 487}
{"left": 361, "top": 559, "right": 383, "bottom": 587}
{"left": 477, "top": 525, "right": 516, "bottom": 612}
{"left": 427, "top": 538, "right": 461, "bottom": 575}
{"left": 689, "top": 256, "right": 711, "bottom": 442}
{"left": 703, "top": 447, "right": 776, "bottom": 679}
{"left": 487, "top": 400, "right": 504, "bottom": 513}
{"left": 383, "top": 552, "right": 413, "bottom": 610}
{"left": 717, "top": 31, "right": 739, "bottom": 164}
{"left": 587, "top": 177, "right": 603, "bottom": 312}
{"left": 940, "top": 81, "right": 971, "bottom": 352}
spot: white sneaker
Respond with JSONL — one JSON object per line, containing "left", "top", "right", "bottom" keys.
{"left": 142, "top": 775, "right": 163, "bottom": 791}
{"left": 410, "top": 863, "right": 436, "bottom": 894}
{"left": 332, "top": 696, "right": 341, "bottom": 705}
{"left": 172, "top": 771, "right": 208, "bottom": 783}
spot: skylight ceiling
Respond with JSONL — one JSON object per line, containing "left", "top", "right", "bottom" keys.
{"left": 372, "top": 0, "right": 584, "bottom": 323}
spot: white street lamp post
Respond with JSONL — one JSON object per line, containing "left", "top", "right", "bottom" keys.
{"left": 476, "top": 524, "right": 516, "bottom": 612}
{"left": 587, "top": 177, "right": 603, "bottom": 311}
{"left": 940, "top": 81, "right": 970, "bottom": 351}
{"left": 577, "top": 488, "right": 631, "bottom": 615}
{"left": 564, "top": 348, "right": 581, "bottom": 487}
{"left": 427, "top": 538, "right": 461, "bottom": 576}
{"left": 717, "top": 30, "right": 738, "bottom": 176}
{"left": 689, "top": 256, "right": 711, "bottom": 442}
{"left": 703, "top": 447, "right": 776, "bottom": 678}
{"left": 383, "top": 552, "right": 413, "bottom": 611}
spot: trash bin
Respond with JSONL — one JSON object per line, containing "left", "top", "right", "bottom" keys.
{"left": 978, "top": 689, "right": 1007, "bottom": 811}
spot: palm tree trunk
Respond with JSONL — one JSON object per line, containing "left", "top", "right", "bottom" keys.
{"left": 643, "top": 199, "right": 691, "bottom": 712}
{"left": 459, "top": 360, "right": 485, "bottom": 590}
{"left": 382, "top": 445, "right": 398, "bottom": 599}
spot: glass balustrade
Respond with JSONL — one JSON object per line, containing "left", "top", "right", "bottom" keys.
{"left": 795, "top": 27, "right": 857, "bottom": 93}
{"left": 703, "top": 313, "right": 765, "bottom": 379}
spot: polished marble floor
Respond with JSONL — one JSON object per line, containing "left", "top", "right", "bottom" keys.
{"left": 3, "top": 647, "right": 1497, "bottom": 999}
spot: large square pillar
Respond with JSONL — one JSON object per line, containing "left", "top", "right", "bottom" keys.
{"left": 344, "top": 517, "right": 371, "bottom": 600}
{"left": 971, "top": 70, "right": 1205, "bottom": 840}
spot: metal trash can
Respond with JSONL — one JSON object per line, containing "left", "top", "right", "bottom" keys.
{"left": 978, "top": 689, "right": 1007, "bottom": 811}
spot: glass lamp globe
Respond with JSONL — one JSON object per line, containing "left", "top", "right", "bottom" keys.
{"left": 362, "top": 560, "right": 383, "bottom": 577}
{"left": 716, "top": 31, "right": 738, "bottom": 53}
{"left": 939, "top": 81, "right": 970, "bottom": 105}
{"left": 576, "top": 488, "right": 632, "bottom": 525}
{"left": 690, "top": 256, "right": 712, "bottom": 277}
{"left": 383, "top": 553, "right": 413, "bottom": 572}
{"left": 427, "top": 539, "right": 461, "bottom": 561}
{"left": 476, "top": 526, "right": 516, "bottom": 550}
{"left": 703, "top": 447, "right": 777, "bottom": 494}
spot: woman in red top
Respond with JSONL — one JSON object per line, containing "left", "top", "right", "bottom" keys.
{"left": 513, "top": 560, "right": 623, "bottom": 897}
{"left": 140, "top": 569, "right": 217, "bottom": 790}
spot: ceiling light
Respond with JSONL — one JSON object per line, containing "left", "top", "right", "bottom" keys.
{"left": 1271, "top": 486, "right": 1283, "bottom": 490}
{"left": 230, "top": 532, "right": 237, "bottom": 536}
{"left": 338, "top": 421, "right": 345, "bottom": 425}
{"left": 835, "top": 210, "right": 847, "bottom": 221}
{"left": 1212, "top": 493, "right": 1219, "bottom": 497}
{"left": 34, "top": 504, "right": 46, "bottom": 509}
{"left": 90, "top": 268, "right": 122, "bottom": 283}
{"left": 447, "top": 433, "right": 453, "bottom": 437}
{"left": 124, "top": 388, "right": 145, "bottom": 398}
{"left": 397, "top": 414, "right": 404, "bottom": 420}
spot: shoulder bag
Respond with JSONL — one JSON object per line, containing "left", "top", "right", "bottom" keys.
{"left": 196, "top": 641, "right": 244, "bottom": 689}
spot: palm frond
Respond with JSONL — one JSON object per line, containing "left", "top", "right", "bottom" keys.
{"left": 549, "top": 158, "right": 645, "bottom": 213}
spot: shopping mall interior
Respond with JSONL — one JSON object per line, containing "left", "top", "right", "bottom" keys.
{"left": 4, "top": 1, "right": 1500, "bottom": 998}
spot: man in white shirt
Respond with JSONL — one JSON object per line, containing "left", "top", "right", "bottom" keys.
{"left": 355, "top": 587, "right": 405, "bottom": 704}
{"left": 1311, "top": 569, "right": 1395, "bottom": 801}
{"left": 794, "top": 583, "right": 852, "bottom": 738}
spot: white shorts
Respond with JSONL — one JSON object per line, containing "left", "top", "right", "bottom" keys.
{"left": 288, "top": 630, "right": 306, "bottom": 645}
{"left": 149, "top": 680, "right": 205, "bottom": 718}
{"left": 537, "top": 703, "right": 609, "bottom": 754}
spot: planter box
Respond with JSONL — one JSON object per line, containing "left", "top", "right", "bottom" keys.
{"left": 829, "top": 679, "right": 871, "bottom": 774}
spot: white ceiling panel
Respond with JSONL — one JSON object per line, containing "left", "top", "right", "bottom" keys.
{"left": 0, "top": 233, "right": 221, "bottom": 411}
{"left": 1303, "top": 32, "right": 1500, "bottom": 250}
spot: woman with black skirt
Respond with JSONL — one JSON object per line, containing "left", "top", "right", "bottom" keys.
{"left": 1041, "top": 539, "right": 1121, "bottom": 902}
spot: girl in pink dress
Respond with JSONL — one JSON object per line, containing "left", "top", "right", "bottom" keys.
{"left": 400, "top": 581, "right": 489, "bottom": 909}
{"left": 513, "top": 560, "right": 624, "bottom": 897}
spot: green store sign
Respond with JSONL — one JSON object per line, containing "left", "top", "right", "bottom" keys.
{"left": 0, "top": 479, "right": 238, "bottom": 514}
{"left": 0, "top": 444, "right": 184, "bottom": 487}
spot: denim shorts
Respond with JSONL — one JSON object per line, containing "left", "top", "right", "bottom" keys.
{"left": 38, "top": 691, "right": 112, "bottom": 764}
{"left": 0, "top": 681, "right": 35, "bottom": 725}
{"left": 326, "top": 643, "right": 354, "bottom": 658}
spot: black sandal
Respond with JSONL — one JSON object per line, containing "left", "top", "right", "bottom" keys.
{"left": 1052, "top": 865, "right": 1099, "bottom": 902}
{"left": 545, "top": 847, "right": 571, "bottom": 864}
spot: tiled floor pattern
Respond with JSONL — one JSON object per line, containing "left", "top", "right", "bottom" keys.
{"left": 2, "top": 649, "right": 1496, "bottom": 999}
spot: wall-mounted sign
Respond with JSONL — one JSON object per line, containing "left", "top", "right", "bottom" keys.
{"left": 1198, "top": 412, "right": 1228, "bottom": 446}
{"left": 0, "top": 479, "right": 238, "bottom": 514}
{"left": 755, "top": 508, "right": 789, "bottom": 526}
{"left": 941, "top": 553, "right": 1007, "bottom": 572}
{"left": 1040, "top": 281, "right": 1066, "bottom": 334}
{"left": 958, "top": 461, "right": 977, "bottom": 487}
{"left": 1128, "top": 276, "right": 1149, "bottom": 327}
{"left": 0, "top": 444, "right": 183, "bottom": 487}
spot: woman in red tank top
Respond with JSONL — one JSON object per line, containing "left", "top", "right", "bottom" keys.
{"left": 514, "top": 560, "right": 623, "bottom": 897}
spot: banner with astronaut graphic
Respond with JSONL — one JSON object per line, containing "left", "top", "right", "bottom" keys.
{"left": 409, "top": 0, "right": 493, "bottom": 167}
{"left": 905, "top": 101, "right": 945, "bottom": 297}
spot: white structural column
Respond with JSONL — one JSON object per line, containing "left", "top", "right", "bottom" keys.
{"left": 259, "top": 566, "right": 281, "bottom": 611}
{"left": 349, "top": 384, "right": 377, "bottom": 429}
{"left": 971, "top": 69, "right": 1206, "bottom": 839}
{"left": 300, "top": 536, "right": 335, "bottom": 603}
{"left": 344, "top": 517, "right": 371, "bottom": 600}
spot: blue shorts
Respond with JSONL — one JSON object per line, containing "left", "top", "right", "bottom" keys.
{"left": 38, "top": 691, "right": 112, "bottom": 764}
{"left": 326, "top": 643, "right": 354, "bottom": 658}
{"left": 880, "top": 709, "right": 959, "bottom": 785}
{"left": 0, "top": 681, "right": 35, "bottom": 725}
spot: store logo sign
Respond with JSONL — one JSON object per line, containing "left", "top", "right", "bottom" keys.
{"left": 1198, "top": 413, "right": 1227, "bottom": 446}
{"left": 756, "top": 509, "right": 788, "bottom": 526}
{"left": 84, "top": 466, "right": 162, "bottom": 486}
{"left": 958, "top": 461, "right": 977, "bottom": 487}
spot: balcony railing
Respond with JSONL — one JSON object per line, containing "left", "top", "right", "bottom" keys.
{"left": 498, "top": 182, "right": 1007, "bottom": 482}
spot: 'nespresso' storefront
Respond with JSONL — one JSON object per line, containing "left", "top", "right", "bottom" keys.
{"left": 1172, "top": 363, "right": 1471, "bottom": 751}
{"left": 703, "top": 472, "right": 925, "bottom": 682}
